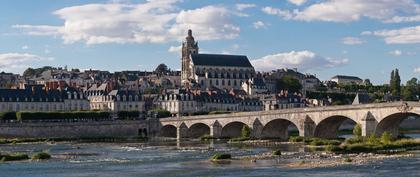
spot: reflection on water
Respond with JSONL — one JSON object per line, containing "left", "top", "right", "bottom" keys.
{"left": 0, "top": 136, "right": 419, "bottom": 177}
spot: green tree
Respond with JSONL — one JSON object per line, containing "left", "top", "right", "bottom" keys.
{"left": 353, "top": 124, "right": 362, "bottom": 138}
{"left": 390, "top": 69, "right": 401, "bottom": 97}
{"left": 241, "top": 125, "right": 251, "bottom": 138}
{"left": 155, "top": 63, "right": 169, "bottom": 75}
{"left": 276, "top": 76, "right": 302, "bottom": 93}
{"left": 402, "top": 77, "right": 419, "bottom": 101}
{"left": 367, "top": 134, "right": 378, "bottom": 144}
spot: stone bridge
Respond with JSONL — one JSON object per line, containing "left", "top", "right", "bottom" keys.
{"left": 158, "top": 102, "right": 420, "bottom": 140}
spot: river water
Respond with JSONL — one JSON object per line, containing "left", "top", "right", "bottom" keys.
{"left": 1, "top": 136, "right": 420, "bottom": 177}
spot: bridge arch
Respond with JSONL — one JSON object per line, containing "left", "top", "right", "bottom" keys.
{"left": 187, "top": 123, "right": 210, "bottom": 138}
{"left": 221, "top": 121, "right": 249, "bottom": 138}
{"left": 261, "top": 118, "right": 299, "bottom": 140}
{"left": 159, "top": 124, "right": 177, "bottom": 138}
{"left": 375, "top": 112, "right": 420, "bottom": 138}
{"left": 314, "top": 115, "right": 357, "bottom": 138}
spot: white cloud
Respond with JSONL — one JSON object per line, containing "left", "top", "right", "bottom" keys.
{"left": 414, "top": 67, "right": 420, "bottom": 73}
{"left": 261, "top": 7, "right": 292, "bottom": 20}
{"left": 13, "top": 1, "right": 240, "bottom": 45}
{"left": 0, "top": 53, "right": 53, "bottom": 68}
{"left": 264, "top": 0, "right": 420, "bottom": 23}
{"left": 388, "top": 49, "right": 417, "bottom": 56}
{"left": 251, "top": 50, "right": 348, "bottom": 71}
{"left": 288, "top": 0, "right": 307, "bottom": 6}
{"left": 385, "top": 15, "right": 420, "bottom": 23}
{"left": 253, "top": 21, "right": 267, "bottom": 29}
{"left": 168, "top": 45, "right": 181, "bottom": 53}
{"left": 389, "top": 50, "right": 402, "bottom": 56}
{"left": 169, "top": 5, "right": 240, "bottom": 41}
{"left": 342, "top": 37, "right": 365, "bottom": 45}
{"left": 21, "top": 45, "right": 29, "bottom": 50}
{"left": 236, "top": 3, "right": 256, "bottom": 11}
{"left": 371, "top": 26, "right": 420, "bottom": 44}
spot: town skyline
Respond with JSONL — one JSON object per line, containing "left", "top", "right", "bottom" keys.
{"left": 0, "top": 0, "right": 419, "bottom": 84}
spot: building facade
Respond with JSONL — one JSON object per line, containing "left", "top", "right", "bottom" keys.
{"left": 180, "top": 30, "right": 255, "bottom": 90}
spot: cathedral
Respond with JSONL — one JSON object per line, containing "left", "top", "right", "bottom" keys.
{"left": 181, "top": 30, "right": 256, "bottom": 90}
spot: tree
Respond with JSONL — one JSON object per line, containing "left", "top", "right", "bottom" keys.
{"left": 276, "top": 76, "right": 302, "bottom": 93}
{"left": 353, "top": 124, "right": 362, "bottom": 138}
{"left": 241, "top": 125, "right": 251, "bottom": 138}
{"left": 364, "top": 79, "right": 372, "bottom": 87}
{"left": 402, "top": 78, "right": 419, "bottom": 101}
{"left": 390, "top": 69, "right": 401, "bottom": 97}
{"left": 23, "top": 68, "right": 35, "bottom": 78}
{"left": 155, "top": 63, "right": 169, "bottom": 75}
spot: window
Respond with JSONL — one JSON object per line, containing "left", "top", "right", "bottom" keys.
{"left": 222, "top": 80, "right": 225, "bottom": 85}
{"left": 228, "top": 80, "right": 231, "bottom": 86}
{"left": 216, "top": 80, "right": 219, "bottom": 85}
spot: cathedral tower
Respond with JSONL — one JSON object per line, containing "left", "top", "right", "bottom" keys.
{"left": 181, "top": 29, "right": 199, "bottom": 84}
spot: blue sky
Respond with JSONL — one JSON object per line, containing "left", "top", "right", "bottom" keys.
{"left": 0, "top": 0, "right": 419, "bottom": 84}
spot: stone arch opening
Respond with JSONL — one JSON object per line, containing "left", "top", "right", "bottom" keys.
{"left": 261, "top": 119, "right": 299, "bottom": 140}
{"left": 314, "top": 116, "right": 357, "bottom": 139}
{"left": 221, "top": 121, "right": 249, "bottom": 138}
{"left": 159, "top": 125, "right": 177, "bottom": 138}
{"left": 188, "top": 123, "right": 210, "bottom": 138}
{"left": 376, "top": 112, "right": 420, "bottom": 138}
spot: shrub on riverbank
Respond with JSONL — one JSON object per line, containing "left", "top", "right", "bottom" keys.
{"left": 272, "top": 150, "right": 282, "bottom": 156}
{"left": 211, "top": 153, "right": 231, "bottom": 160}
{"left": 31, "top": 152, "right": 51, "bottom": 160}
{"left": 0, "top": 153, "right": 29, "bottom": 162}
{"left": 328, "top": 138, "right": 420, "bottom": 153}
{"left": 200, "top": 134, "right": 215, "bottom": 141}
{"left": 117, "top": 111, "right": 140, "bottom": 119}
{"left": 0, "top": 111, "right": 17, "bottom": 121}
{"left": 289, "top": 136, "right": 343, "bottom": 146}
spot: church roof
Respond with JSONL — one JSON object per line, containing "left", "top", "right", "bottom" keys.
{"left": 191, "top": 54, "right": 253, "bottom": 68}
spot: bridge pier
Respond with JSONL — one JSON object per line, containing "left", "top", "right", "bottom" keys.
{"left": 300, "top": 116, "right": 315, "bottom": 137}
{"left": 177, "top": 123, "right": 188, "bottom": 140}
{"left": 361, "top": 112, "right": 377, "bottom": 137}
{"left": 251, "top": 119, "right": 263, "bottom": 139}
{"left": 210, "top": 121, "right": 222, "bottom": 138}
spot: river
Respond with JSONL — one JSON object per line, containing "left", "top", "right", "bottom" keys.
{"left": 1, "top": 136, "right": 420, "bottom": 177}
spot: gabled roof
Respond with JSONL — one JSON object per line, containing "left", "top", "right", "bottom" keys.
{"left": 191, "top": 54, "right": 253, "bottom": 68}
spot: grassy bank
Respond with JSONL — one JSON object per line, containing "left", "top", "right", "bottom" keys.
{"left": 327, "top": 138, "right": 420, "bottom": 153}
{"left": 289, "top": 136, "right": 343, "bottom": 146}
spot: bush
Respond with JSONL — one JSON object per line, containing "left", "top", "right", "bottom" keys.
{"left": 31, "top": 152, "right": 51, "bottom": 160}
{"left": 241, "top": 125, "right": 251, "bottom": 138}
{"left": 117, "top": 111, "right": 140, "bottom": 119}
{"left": 200, "top": 134, "right": 215, "bottom": 141}
{"left": 353, "top": 124, "right": 362, "bottom": 138}
{"left": 149, "top": 109, "right": 171, "bottom": 118}
{"left": 0, "top": 112, "right": 17, "bottom": 121}
{"left": 289, "top": 136, "right": 305, "bottom": 142}
{"left": 343, "top": 157, "right": 353, "bottom": 163}
{"left": 367, "top": 134, "right": 379, "bottom": 144}
{"left": 272, "top": 150, "right": 282, "bottom": 156}
{"left": 211, "top": 153, "right": 231, "bottom": 160}
{"left": 380, "top": 131, "right": 392, "bottom": 145}
{"left": 0, "top": 153, "right": 29, "bottom": 161}
{"left": 326, "top": 145, "right": 342, "bottom": 152}
{"left": 345, "top": 137, "right": 363, "bottom": 144}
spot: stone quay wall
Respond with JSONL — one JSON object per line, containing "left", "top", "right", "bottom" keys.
{"left": 0, "top": 120, "right": 150, "bottom": 138}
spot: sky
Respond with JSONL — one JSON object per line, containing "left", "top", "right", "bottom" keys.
{"left": 0, "top": 0, "right": 419, "bottom": 84}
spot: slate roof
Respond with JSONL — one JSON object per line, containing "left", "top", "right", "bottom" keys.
{"left": 331, "top": 75, "right": 362, "bottom": 81}
{"left": 191, "top": 54, "right": 253, "bottom": 68}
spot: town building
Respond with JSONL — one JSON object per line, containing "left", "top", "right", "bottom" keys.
{"left": 331, "top": 75, "right": 363, "bottom": 85}
{"left": 0, "top": 85, "right": 89, "bottom": 112}
{"left": 180, "top": 30, "right": 255, "bottom": 90}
